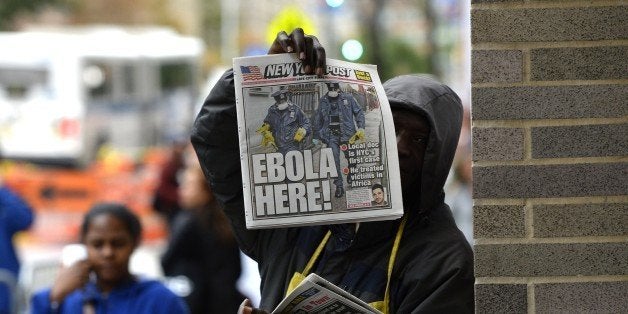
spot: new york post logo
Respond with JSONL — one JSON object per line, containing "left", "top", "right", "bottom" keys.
{"left": 264, "top": 63, "right": 352, "bottom": 79}
{"left": 241, "top": 63, "right": 353, "bottom": 81}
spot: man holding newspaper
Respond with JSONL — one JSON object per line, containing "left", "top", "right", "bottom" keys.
{"left": 191, "top": 28, "right": 474, "bottom": 313}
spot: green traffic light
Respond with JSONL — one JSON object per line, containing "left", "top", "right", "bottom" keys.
{"left": 341, "top": 39, "right": 363, "bottom": 61}
{"left": 326, "top": 0, "right": 344, "bottom": 8}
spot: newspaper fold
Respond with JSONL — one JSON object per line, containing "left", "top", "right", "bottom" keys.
{"left": 233, "top": 54, "right": 402, "bottom": 229}
{"left": 272, "top": 273, "right": 382, "bottom": 314}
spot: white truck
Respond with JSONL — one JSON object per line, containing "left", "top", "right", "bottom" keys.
{"left": 0, "top": 25, "right": 204, "bottom": 166}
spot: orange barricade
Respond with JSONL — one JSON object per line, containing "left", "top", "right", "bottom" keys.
{"left": 2, "top": 147, "right": 170, "bottom": 245}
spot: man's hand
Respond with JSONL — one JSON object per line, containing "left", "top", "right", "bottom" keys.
{"left": 294, "top": 127, "right": 306, "bottom": 142}
{"left": 260, "top": 131, "right": 277, "bottom": 150}
{"left": 349, "top": 128, "right": 366, "bottom": 144}
{"left": 268, "top": 28, "right": 326, "bottom": 76}
{"left": 257, "top": 123, "right": 277, "bottom": 149}
{"left": 256, "top": 122, "right": 271, "bottom": 134}
{"left": 238, "top": 298, "right": 269, "bottom": 314}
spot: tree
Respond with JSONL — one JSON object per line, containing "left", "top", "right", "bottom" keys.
{"left": 356, "top": 0, "right": 432, "bottom": 81}
{"left": 0, "top": 0, "right": 61, "bottom": 30}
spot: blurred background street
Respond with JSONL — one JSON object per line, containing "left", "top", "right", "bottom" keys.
{"left": 0, "top": 0, "right": 473, "bottom": 312}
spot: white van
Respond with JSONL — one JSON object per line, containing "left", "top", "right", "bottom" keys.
{"left": 0, "top": 25, "right": 204, "bottom": 166}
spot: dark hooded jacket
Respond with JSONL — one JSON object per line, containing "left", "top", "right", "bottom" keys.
{"left": 191, "top": 69, "right": 474, "bottom": 313}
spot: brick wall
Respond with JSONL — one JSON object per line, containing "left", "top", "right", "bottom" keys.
{"left": 470, "top": 1, "right": 627, "bottom": 312}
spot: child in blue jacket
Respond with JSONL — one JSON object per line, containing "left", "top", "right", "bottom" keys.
{"left": 31, "top": 202, "right": 189, "bottom": 314}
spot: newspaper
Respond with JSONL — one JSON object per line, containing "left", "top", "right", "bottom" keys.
{"left": 272, "top": 273, "right": 381, "bottom": 314}
{"left": 233, "top": 53, "right": 402, "bottom": 229}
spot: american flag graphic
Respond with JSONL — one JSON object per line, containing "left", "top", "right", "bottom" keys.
{"left": 240, "top": 65, "right": 263, "bottom": 81}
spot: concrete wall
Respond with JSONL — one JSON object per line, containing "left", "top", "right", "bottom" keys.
{"left": 470, "top": 1, "right": 627, "bottom": 312}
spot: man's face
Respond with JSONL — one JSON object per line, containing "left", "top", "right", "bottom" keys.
{"left": 392, "top": 108, "right": 430, "bottom": 193}
{"left": 372, "top": 187, "right": 385, "bottom": 204}
{"left": 276, "top": 98, "right": 289, "bottom": 110}
{"left": 327, "top": 86, "right": 340, "bottom": 98}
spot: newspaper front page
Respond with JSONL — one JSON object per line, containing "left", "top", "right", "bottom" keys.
{"left": 272, "top": 273, "right": 381, "bottom": 314}
{"left": 233, "top": 54, "right": 402, "bottom": 228}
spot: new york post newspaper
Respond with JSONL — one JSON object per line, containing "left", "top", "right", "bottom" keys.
{"left": 234, "top": 54, "right": 402, "bottom": 229}
{"left": 272, "top": 273, "right": 381, "bottom": 314}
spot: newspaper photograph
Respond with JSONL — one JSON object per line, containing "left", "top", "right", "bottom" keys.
{"left": 233, "top": 53, "right": 402, "bottom": 228}
{"left": 272, "top": 273, "right": 381, "bottom": 314}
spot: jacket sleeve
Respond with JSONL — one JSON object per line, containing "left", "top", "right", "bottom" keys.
{"left": 0, "top": 186, "right": 34, "bottom": 233}
{"left": 313, "top": 99, "right": 325, "bottom": 141}
{"left": 30, "top": 289, "right": 82, "bottom": 314}
{"left": 160, "top": 216, "right": 197, "bottom": 274}
{"left": 395, "top": 245, "right": 475, "bottom": 313}
{"left": 145, "top": 288, "right": 190, "bottom": 314}
{"left": 30, "top": 289, "right": 53, "bottom": 314}
{"left": 298, "top": 108, "right": 311, "bottom": 135}
{"left": 351, "top": 96, "right": 365, "bottom": 129}
{"left": 408, "top": 265, "right": 474, "bottom": 313}
{"left": 190, "top": 69, "right": 262, "bottom": 258}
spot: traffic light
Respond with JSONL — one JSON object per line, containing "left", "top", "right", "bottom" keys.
{"left": 326, "top": 0, "right": 344, "bottom": 8}
{"left": 341, "top": 39, "right": 363, "bottom": 61}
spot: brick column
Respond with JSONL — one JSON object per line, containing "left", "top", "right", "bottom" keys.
{"left": 470, "top": 1, "right": 627, "bottom": 313}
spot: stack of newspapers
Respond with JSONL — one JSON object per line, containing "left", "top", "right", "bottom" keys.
{"left": 233, "top": 54, "right": 403, "bottom": 229}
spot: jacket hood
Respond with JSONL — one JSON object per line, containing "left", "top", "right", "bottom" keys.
{"left": 383, "top": 74, "right": 462, "bottom": 212}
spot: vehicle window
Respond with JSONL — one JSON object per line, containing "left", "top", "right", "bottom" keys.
{"left": 0, "top": 67, "right": 48, "bottom": 100}
{"left": 83, "top": 62, "right": 112, "bottom": 99}
{"left": 160, "top": 62, "right": 193, "bottom": 90}
{"left": 122, "top": 64, "right": 136, "bottom": 95}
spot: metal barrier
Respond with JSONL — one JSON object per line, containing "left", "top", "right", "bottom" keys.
{"left": 17, "top": 258, "right": 60, "bottom": 314}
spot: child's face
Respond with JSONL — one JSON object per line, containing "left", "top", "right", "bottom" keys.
{"left": 82, "top": 214, "right": 135, "bottom": 289}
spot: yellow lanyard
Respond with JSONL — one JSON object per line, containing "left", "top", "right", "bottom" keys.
{"left": 285, "top": 217, "right": 407, "bottom": 314}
